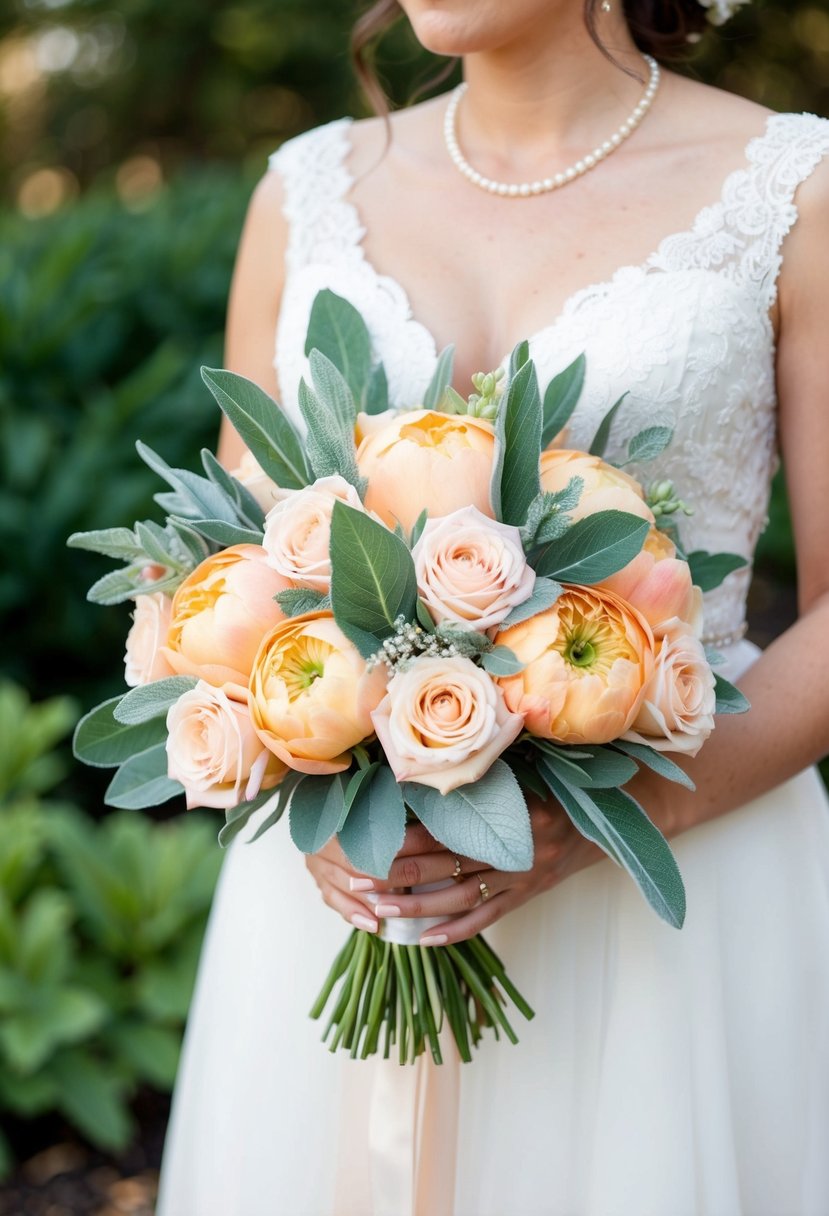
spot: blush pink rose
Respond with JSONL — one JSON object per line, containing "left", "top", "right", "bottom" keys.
{"left": 413, "top": 506, "right": 535, "bottom": 632}
{"left": 124, "top": 592, "right": 175, "bottom": 686}
{"left": 166, "top": 681, "right": 286, "bottom": 809}
{"left": 371, "top": 656, "right": 524, "bottom": 794}
{"left": 262, "top": 474, "right": 364, "bottom": 592}
{"left": 623, "top": 619, "right": 716, "bottom": 756}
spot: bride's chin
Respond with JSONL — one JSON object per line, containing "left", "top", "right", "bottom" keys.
{"left": 399, "top": 0, "right": 540, "bottom": 57}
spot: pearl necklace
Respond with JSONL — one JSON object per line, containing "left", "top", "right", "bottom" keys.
{"left": 443, "top": 55, "right": 660, "bottom": 197}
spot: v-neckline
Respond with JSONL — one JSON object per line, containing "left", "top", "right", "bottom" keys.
{"left": 335, "top": 110, "right": 780, "bottom": 371}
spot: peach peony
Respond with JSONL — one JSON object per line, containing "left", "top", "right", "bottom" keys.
{"left": 623, "top": 619, "right": 716, "bottom": 756}
{"left": 598, "top": 526, "right": 703, "bottom": 634}
{"left": 539, "top": 449, "right": 653, "bottom": 524}
{"left": 166, "top": 681, "right": 286, "bottom": 809}
{"left": 124, "top": 592, "right": 175, "bottom": 686}
{"left": 371, "top": 656, "right": 524, "bottom": 794}
{"left": 357, "top": 410, "right": 496, "bottom": 533}
{"left": 495, "top": 585, "right": 654, "bottom": 745}
{"left": 230, "top": 450, "right": 285, "bottom": 513}
{"left": 249, "top": 612, "right": 388, "bottom": 775}
{"left": 413, "top": 506, "right": 536, "bottom": 632}
{"left": 262, "top": 475, "right": 364, "bottom": 592}
{"left": 162, "top": 545, "right": 292, "bottom": 687}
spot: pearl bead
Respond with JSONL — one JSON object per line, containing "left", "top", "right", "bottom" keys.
{"left": 443, "top": 54, "right": 659, "bottom": 198}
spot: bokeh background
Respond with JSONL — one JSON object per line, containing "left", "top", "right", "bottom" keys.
{"left": 1, "top": 0, "right": 827, "bottom": 1211}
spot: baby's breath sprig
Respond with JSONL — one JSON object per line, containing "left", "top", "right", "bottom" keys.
{"left": 367, "top": 615, "right": 460, "bottom": 672}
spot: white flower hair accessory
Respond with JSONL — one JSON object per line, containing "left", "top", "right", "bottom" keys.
{"left": 698, "top": 0, "right": 752, "bottom": 24}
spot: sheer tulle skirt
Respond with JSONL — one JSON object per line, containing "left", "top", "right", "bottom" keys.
{"left": 156, "top": 642, "right": 829, "bottom": 1216}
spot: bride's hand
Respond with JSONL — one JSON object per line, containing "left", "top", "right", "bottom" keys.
{"left": 305, "top": 800, "right": 605, "bottom": 943}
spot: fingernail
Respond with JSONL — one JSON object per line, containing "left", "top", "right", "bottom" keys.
{"left": 374, "top": 903, "right": 401, "bottom": 917}
{"left": 420, "top": 934, "right": 448, "bottom": 947}
{"left": 351, "top": 913, "right": 379, "bottom": 933}
{"left": 349, "top": 877, "right": 375, "bottom": 892}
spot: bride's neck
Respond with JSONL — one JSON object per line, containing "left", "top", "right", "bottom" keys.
{"left": 459, "top": 19, "right": 650, "bottom": 165}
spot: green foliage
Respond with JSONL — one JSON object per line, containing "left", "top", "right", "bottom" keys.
{"left": 0, "top": 684, "right": 222, "bottom": 1173}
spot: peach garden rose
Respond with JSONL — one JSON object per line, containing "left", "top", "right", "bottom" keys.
{"left": 262, "top": 475, "right": 364, "bottom": 592}
{"left": 162, "top": 544, "right": 292, "bottom": 687}
{"left": 370, "top": 656, "right": 525, "bottom": 794}
{"left": 495, "top": 585, "right": 654, "bottom": 745}
{"left": 412, "top": 506, "right": 536, "bottom": 632}
{"left": 166, "top": 681, "right": 286, "bottom": 809}
{"left": 356, "top": 410, "right": 496, "bottom": 533}
{"left": 249, "top": 612, "right": 388, "bottom": 775}
{"left": 124, "top": 592, "right": 175, "bottom": 687}
{"left": 623, "top": 618, "right": 716, "bottom": 756}
{"left": 539, "top": 449, "right": 653, "bottom": 524}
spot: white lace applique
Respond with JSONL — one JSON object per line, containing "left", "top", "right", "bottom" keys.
{"left": 268, "top": 111, "right": 829, "bottom": 646}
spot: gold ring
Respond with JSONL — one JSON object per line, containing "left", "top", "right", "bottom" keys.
{"left": 451, "top": 856, "right": 463, "bottom": 882}
{"left": 478, "top": 878, "right": 490, "bottom": 903}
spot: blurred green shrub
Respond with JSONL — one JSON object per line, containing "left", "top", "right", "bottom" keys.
{"left": 0, "top": 169, "right": 250, "bottom": 707}
{"left": 0, "top": 682, "right": 222, "bottom": 1176}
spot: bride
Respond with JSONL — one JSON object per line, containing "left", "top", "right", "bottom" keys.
{"left": 156, "top": 1, "right": 829, "bottom": 1213}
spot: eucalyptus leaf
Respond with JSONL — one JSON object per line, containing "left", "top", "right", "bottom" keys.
{"left": 687, "top": 550, "right": 748, "bottom": 593}
{"left": 500, "top": 577, "right": 562, "bottom": 627}
{"left": 201, "top": 366, "right": 311, "bottom": 490}
{"left": 304, "top": 288, "right": 372, "bottom": 403}
{"left": 105, "top": 744, "right": 183, "bottom": 810}
{"left": 329, "top": 501, "right": 418, "bottom": 655}
{"left": 541, "top": 353, "right": 586, "bottom": 447}
{"left": 73, "top": 697, "right": 168, "bottom": 768}
{"left": 613, "top": 739, "right": 696, "bottom": 791}
{"left": 490, "top": 359, "right": 542, "bottom": 526}
{"left": 480, "top": 646, "right": 525, "bottom": 676}
{"left": 339, "top": 766, "right": 406, "bottom": 878}
{"left": 423, "top": 345, "right": 455, "bottom": 410}
{"left": 588, "top": 392, "right": 628, "bottom": 458}
{"left": 113, "top": 677, "right": 198, "bottom": 725}
{"left": 714, "top": 675, "right": 750, "bottom": 714}
{"left": 533, "top": 510, "right": 649, "bottom": 583}
{"left": 404, "top": 760, "right": 533, "bottom": 872}
{"left": 290, "top": 775, "right": 346, "bottom": 854}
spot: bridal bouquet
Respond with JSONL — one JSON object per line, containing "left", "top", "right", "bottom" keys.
{"left": 70, "top": 289, "right": 748, "bottom": 1065}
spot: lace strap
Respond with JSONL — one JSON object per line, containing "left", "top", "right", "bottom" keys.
{"left": 267, "top": 118, "right": 364, "bottom": 275}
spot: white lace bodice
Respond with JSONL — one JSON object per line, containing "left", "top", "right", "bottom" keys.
{"left": 268, "top": 111, "right": 829, "bottom": 647}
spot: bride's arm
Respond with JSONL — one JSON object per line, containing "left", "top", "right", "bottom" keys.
{"left": 216, "top": 169, "right": 287, "bottom": 469}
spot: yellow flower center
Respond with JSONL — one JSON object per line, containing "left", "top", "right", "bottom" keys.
{"left": 551, "top": 597, "right": 636, "bottom": 677}
{"left": 276, "top": 635, "right": 335, "bottom": 701}
{"left": 169, "top": 578, "right": 226, "bottom": 643}
{"left": 399, "top": 416, "right": 472, "bottom": 451}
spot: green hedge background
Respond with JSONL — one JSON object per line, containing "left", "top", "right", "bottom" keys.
{"left": 0, "top": 0, "right": 827, "bottom": 1187}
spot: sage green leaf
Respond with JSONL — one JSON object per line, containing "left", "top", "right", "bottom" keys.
{"left": 135, "top": 443, "right": 239, "bottom": 523}
{"left": 613, "top": 739, "right": 695, "bottom": 791}
{"left": 339, "top": 766, "right": 406, "bottom": 878}
{"left": 200, "top": 448, "right": 267, "bottom": 529}
{"left": 201, "top": 366, "right": 311, "bottom": 490}
{"left": 714, "top": 675, "right": 750, "bottom": 714}
{"left": 86, "top": 565, "right": 154, "bottom": 606}
{"left": 310, "top": 348, "right": 358, "bottom": 432}
{"left": 490, "top": 359, "right": 542, "bottom": 526}
{"left": 533, "top": 509, "right": 649, "bottom": 583}
{"left": 329, "top": 501, "right": 418, "bottom": 654}
{"left": 541, "top": 352, "right": 586, "bottom": 446}
{"left": 341, "top": 763, "right": 381, "bottom": 829}
{"left": 627, "top": 425, "right": 673, "bottom": 463}
{"left": 247, "top": 774, "right": 302, "bottom": 843}
{"left": 508, "top": 339, "right": 530, "bottom": 380}
{"left": 687, "top": 550, "right": 748, "bottom": 593}
{"left": 540, "top": 745, "right": 637, "bottom": 789}
{"left": 409, "top": 509, "right": 428, "bottom": 549}
{"left": 500, "top": 577, "right": 562, "bottom": 627}
{"left": 174, "top": 518, "right": 263, "bottom": 547}
{"left": 588, "top": 392, "right": 628, "bottom": 458}
{"left": 67, "top": 527, "right": 144, "bottom": 561}
{"left": 541, "top": 767, "right": 686, "bottom": 928}
{"left": 480, "top": 646, "right": 524, "bottom": 676}
{"left": 287, "top": 775, "right": 345, "bottom": 853}
{"left": 362, "top": 362, "right": 389, "bottom": 415}
{"left": 218, "top": 785, "right": 284, "bottom": 848}
{"left": 423, "top": 345, "right": 456, "bottom": 410}
{"left": 275, "top": 588, "right": 330, "bottom": 616}
{"left": 105, "top": 744, "right": 183, "bottom": 810}
{"left": 305, "top": 288, "right": 373, "bottom": 402}
{"left": 404, "top": 761, "right": 533, "bottom": 872}
{"left": 73, "top": 697, "right": 168, "bottom": 768}
{"left": 113, "top": 676, "right": 198, "bottom": 725}
{"left": 416, "top": 597, "right": 437, "bottom": 633}
{"left": 298, "top": 378, "right": 363, "bottom": 490}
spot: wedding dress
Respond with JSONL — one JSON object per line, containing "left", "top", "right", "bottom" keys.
{"left": 156, "top": 111, "right": 829, "bottom": 1216}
